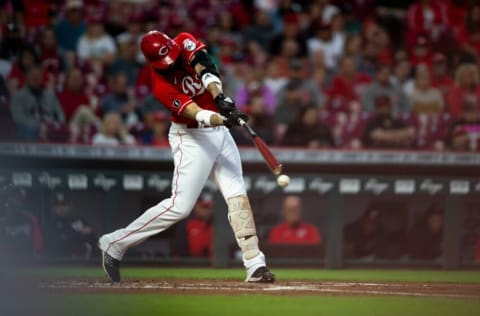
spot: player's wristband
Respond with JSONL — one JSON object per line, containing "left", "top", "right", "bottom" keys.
{"left": 201, "top": 72, "right": 222, "bottom": 90}
{"left": 195, "top": 110, "right": 217, "bottom": 126}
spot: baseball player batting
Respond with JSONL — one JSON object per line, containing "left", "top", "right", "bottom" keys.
{"left": 98, "top": 31, "right": 275, "bottom": 283}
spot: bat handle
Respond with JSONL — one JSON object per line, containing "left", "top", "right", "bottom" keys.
{"left": 237, "top": 117, "right": 257, "bottom": 137}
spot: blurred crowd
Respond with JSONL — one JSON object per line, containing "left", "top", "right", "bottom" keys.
{"left": 1, "top": 0, "right": 480, "bottom": 151}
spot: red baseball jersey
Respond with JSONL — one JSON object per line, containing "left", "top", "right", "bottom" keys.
{"left": 150, "top": 32, "right": 218, "bottom": 125}
{"left": 268, "top": 222, "right": 322, "bottom": 245}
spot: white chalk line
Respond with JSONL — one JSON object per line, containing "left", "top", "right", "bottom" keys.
{"left": 39, "top": 281, "right": 480, "bottom": 299}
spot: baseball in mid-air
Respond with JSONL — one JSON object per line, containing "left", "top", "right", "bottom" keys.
{"left": 277, "top": 174, "right": 290, "bottom": 187}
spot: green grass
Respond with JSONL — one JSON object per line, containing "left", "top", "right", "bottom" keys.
{"left": 16, "top": 294, "right": 480, "bottom": 316}
{"left": 26, "top": 266, "right": 480, "bottom": 283}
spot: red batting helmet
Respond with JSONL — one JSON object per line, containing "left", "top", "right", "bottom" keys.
{"left": 140, "top": 31, "right": 180, "bottom": 69}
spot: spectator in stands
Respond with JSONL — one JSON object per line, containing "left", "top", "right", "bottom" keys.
{"left": 58, "top": 68, "right": 101, "bottom": 143}
{"left": 455, "top": 3, "right": 480, "bottom": 60}
{"left": 281, "top": 105, "right": 334, "bottom": 148}
{"left": 409, "top": 33, "right": 433, "bottom": 67}
{"left": 235, "top": 70, "right": 276, "bottom": 114}
{"left": 38, "top": 27, "right": 63, "bottom": 89}
{"left": 108, "top": 37, "right": 141, "bottom": 86}
{"left": 447, "top": 63, "right": 480, "bottom": 117}
{"left": 263, "top": 60, "right": 288, "bottom": 98}
{"left": 274, "top": 80, "right": 306, "bottom": 137}
{"left": 430, "top": 53, "right": 454, "bottom": 100}
{"left": 0, "top": 188, "right": 43, "bottom": 259}
{"left": 43, "top": 193, "right": 96, "bottom": 258}
{"left": 406, "top": 64, "right": 444, "bottom": 114}
{"left": 92, "top": 112, "right": 135, "bottom": 146}
{"left": 328, "top": 56, "right": 371, "bottom": 112}
{"left": 391, "top": 59, "right": 413, "bottom": 95}
{"left": 362, "top": 95, "right": 415, "bottom": 148}
{"left": 0, "top": 21, "right": 27, "bottom": 65}
{"left": 447, "top": 100, "right": 480, "bottom": 152}
{"left": 54, "top": 0, "right": 87, "bottom": 53}
{"left": 270, "top": 13, "right": 308, "bottom": 58}
{"left": 344, "top": 205, "right": 381, "bottom": 259}
{"left": 241, "top": 9, "right": 274, "bottom": 51}
{"left": 406, "top": 0, "right": 449, "bottom": 47}
{"left": 408, "top": 204, "right": 443, "bottom": 260}
{"left": 140, "top": 111, "right": 169, "bottom": 147}
{"left": 173, "top": 191, "right": 215, "bottom": 258}
{"left": 10, "top": 66, "right": 65, "bottom": 141}
{"left": 116, "top": 13, "right": 145, "bottom": 64}
{"left": 7, "top": 46, "right": 40, "bottom": 93}
{"left": 286, "top": 58, "right": 325, "bottom": 107}
{"left": 362, "top": 63, "right": 409, "bottom": 114}
{"left": 76, "top": 14, "right": 117, "bottom": 67}
{"left": 101, "top": 72, "right": 140, "bottom": 127}
{"left": 268, "top": 195, "right": 322, "bottom": 245}
{"left": 307, "top": 19, "right": 343, "bottom": 70}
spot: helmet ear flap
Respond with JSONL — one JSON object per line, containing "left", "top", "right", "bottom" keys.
{"left": 140, "top": 31, "right": 180, "bottom": 69}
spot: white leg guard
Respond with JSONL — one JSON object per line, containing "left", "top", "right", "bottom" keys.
{"left": 227, "top": 195, "right": 260, "bottom": 260}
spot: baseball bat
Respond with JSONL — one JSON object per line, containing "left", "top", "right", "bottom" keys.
{"left": 237, "top": 118, "right": 283, "bottom": 175}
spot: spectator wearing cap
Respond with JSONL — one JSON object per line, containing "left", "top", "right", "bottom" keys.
{"left": 76, "top": 13, "right": 117, "bottom": 66}
{"left": 274, "top": 79, "right": 307, "bottom": 137}
{"left": 139, "top": 111, "right": 169, "bottom": 147}
{"left": 92, "top": 112, "right": 135, "bottom": 146}
{"left": 10, "top": 66, "right": 65, "bottom": 141}
{"left": 281, "top": 105, "right": 334, "bottom": 148}
{"left": 447, "top": 101, "right": 480, "bottom": 152}
{"left": 101, "top": 72, "right": 140, "bottom": 127}
{"left": 241, "top": 9, "right": 275, "bottom": 52}
{"left": 306, "top": 18, "right": 344, "bottom": 70}
{"left": 173, "top": 192, "right": 215, "bottom": 258}
{"left": 268, "top": 195, "right": 322, "bottom": 245}
{"left": 43, "top": 193, "right": 96, "bottom": 258}
{"left": 108, "top": 37, "right": 141, "bottom": 86}
{"left": 362, "top": 63, "right": 409, "bottom": 115}
{"left": 447, "top": 63, "right": 480, "bottom": 117}
{"left": 406, "top": 63, "right": 444, "bottom": 115}
{"left": 270, "top": 13, "right": 308, "bottom": 58}
{"left": 362, "top": 95, "right": 415, "bottom": 148}
{"left": 430, "top": 53, "right": 453, "bottom": 100}
{"left": 409, "top": 33, "right": 433, "bottom": 67}
{"left": 54, "top": 0, "right": 87, "bottom": 53}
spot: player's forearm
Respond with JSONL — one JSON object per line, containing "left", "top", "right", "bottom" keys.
{"left": 183, "top": 102, "right": 225, "bottom": 126}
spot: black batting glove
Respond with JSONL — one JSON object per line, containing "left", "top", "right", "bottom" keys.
{"left": 214, "top": 93, "right": 236, "bottom": 116}
{"left": 224, "top": 110, "right": 249, "bottom": 128}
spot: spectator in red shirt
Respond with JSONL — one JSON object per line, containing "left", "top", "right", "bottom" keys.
{"left": 58, "top": 68, "right": 100, "bottom": 143}
{"left": 447, "top": 100, "right": 480, "bottom": 152}
{"left": 7, "top": 46, "right": 40, "bottom": 93}
{"left": 447, "top": 63, "right": 480, "bottom": 116}
{"left": 327, "top": 56, "right": 371, "bottom": 110}
{"left": 406, "top": 0, "right": 449, "bottom": 46}
{"left": 268, "top": 195, "right": 322, "bottom": 245}
{"left": 455, "top": 3, "right": 480, "bottom": 60}
{"left": 409, "top": 33, "right": 433, "bottom": 67}
{"left": 173, "top": 192, "right": 215, "bottom": 258}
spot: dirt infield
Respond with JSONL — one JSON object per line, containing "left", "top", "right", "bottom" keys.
{"left": 40, "top": 279, "right": 480, "bottom": 299}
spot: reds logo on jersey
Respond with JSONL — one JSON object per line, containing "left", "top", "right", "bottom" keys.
{"left": 181, "top": 75, "right": 205, "bottom": 97}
